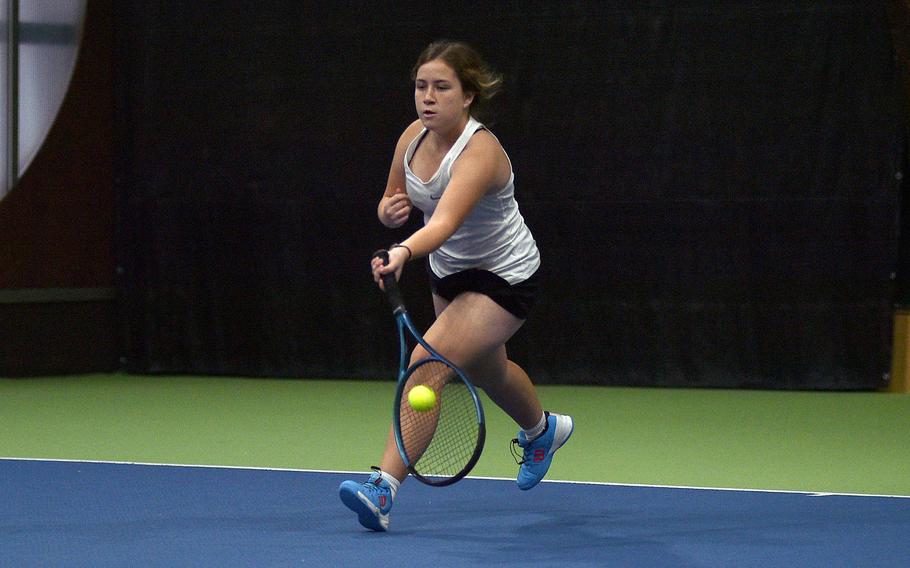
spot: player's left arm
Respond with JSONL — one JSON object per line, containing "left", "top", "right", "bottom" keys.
{"left": 400, "top": 133, "right": 507, "bottom": 259}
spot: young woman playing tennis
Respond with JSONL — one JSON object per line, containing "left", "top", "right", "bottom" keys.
{"left": 339, "top": 40, "right": 574, "bottom": 531}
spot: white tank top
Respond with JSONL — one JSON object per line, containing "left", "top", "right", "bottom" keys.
{"left": 403, "top": 117, "right": 540, "bottom": 284}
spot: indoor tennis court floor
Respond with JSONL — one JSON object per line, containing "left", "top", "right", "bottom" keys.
{"left": 3, "top": 458, "right": 909, "bottom": 567}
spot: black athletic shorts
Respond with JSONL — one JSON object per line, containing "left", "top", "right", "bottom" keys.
{"left": 427, "top": 263, "right": 541, "bottom": 320}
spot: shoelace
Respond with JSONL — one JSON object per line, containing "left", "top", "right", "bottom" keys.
{"left": 363, "top": 467, "right": 386, "bottom": 494}
{"left": 510, "top": 438, "right": 527, "bottom": 465}
{"left": 510, "top": 417, "right": 551, "bottom": 465}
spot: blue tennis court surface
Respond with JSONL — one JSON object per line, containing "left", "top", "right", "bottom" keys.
{"left": 2, "top": 458, "right": 908, "bottom": 567}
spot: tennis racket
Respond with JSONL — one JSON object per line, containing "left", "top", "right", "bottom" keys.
{"left": 373, "top": 249, "right": 485, "bottom": 486}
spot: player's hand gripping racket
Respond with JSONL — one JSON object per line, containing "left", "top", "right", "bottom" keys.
{"left": 373, "top": 249, "right": 485, "bottom": 486}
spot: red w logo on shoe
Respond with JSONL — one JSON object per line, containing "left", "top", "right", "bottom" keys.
{"left": 379, "top": 495, "right": 387, "bottom": 507}
{"left": 533, "top": 448, "right": 546, "bottom": 462}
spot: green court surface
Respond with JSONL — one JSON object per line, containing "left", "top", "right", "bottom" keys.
{"left": 1, "top": 373, "right": 908, "bottom": 496}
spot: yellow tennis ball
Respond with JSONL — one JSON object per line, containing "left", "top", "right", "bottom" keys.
{"left": 408, "top": 385, "right": 437, "bottom": 412}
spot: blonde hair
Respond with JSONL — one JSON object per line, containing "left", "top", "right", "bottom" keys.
{"left": 411, "top": 41, "right": 503, "bottom": 121}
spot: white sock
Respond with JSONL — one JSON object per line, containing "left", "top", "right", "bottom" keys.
{"left": 522, "top": 412, "right": 548, "bottom": 441}
{"left": 379, "top": 470, "right": 400, "bottom": 500}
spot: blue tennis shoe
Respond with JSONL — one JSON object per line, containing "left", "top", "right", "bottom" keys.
{"left": 513, "top": 412, "right": 574, "bottom": 490}
{"left": 339, "top": 468, "right": 393, "bottom": 531}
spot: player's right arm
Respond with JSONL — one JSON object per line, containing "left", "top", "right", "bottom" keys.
{"left": 377, "top": 120, "right": 423, "bottom": 228}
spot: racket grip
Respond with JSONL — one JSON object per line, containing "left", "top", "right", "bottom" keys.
{"left": 372, "top": 249, "right": 406, "bottom": 313}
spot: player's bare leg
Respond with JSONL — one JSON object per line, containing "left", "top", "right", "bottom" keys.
{"left": 426, "top": 292, "right": 573, "bottom": 489}
{"left": 425, "top": 292, "right": 542, "bottom": 428}
{"left": 378, "top": 343, "right": 436, "bottom": 482}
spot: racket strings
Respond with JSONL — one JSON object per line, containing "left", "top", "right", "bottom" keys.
{"left": 399, "top": 360, "right": 480, "bottom": 479}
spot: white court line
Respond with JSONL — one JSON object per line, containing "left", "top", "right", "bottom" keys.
{"left": 2, "top": 456, "right": 909, "bottom": 500}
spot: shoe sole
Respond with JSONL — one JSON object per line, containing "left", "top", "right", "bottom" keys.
{"left": 339, "top": 484, "right": 390, "bottom": 532}
{"left": 550, "top": 414, "right": 574, "bottom": 456}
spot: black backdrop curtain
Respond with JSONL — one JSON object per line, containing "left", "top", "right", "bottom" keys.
{"left": 115, "top": 1, "right": 903, "bottom": 389}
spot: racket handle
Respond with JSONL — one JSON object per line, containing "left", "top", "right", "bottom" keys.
{"left": 372, "top": 249, "right": 406, "bottom": 314}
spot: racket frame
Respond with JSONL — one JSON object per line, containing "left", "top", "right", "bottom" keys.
{"left": 373, "top": 249, "right": 486, "bottom": 486}
{"left": 390, "top": 311, "right": 486, "bottom": 486}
